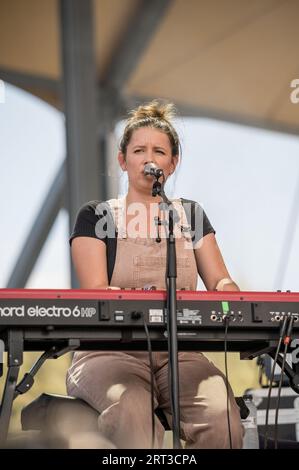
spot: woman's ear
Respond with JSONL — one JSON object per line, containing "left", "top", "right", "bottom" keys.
{"left": 169, "top": 155, "right": 179, "bottom": 175}
{"left": 118, "top": 151, "right": 127, "bottom": 171}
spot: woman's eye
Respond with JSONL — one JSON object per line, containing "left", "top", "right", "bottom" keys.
{"left": 134, "top": 149, "right": 143, "bottom": 153}
{"left": 156, "top": 150, "right": 165, "bottom": 155}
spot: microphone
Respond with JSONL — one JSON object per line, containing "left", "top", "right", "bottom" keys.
{"left": 144, "top": 162, "right": 164, "bottom": 178}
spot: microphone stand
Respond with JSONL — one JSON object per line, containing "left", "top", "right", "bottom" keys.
{"left": 152, "top": 177, "right": 181, "bottom": 449}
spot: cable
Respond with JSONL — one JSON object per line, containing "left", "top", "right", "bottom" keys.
{"left": 143, "top": 314, "right": 156, "bottom": 449}
{"left": 264, "top": 314, "right": 288, "bottom": 449}
{"left": 274, "top": 315, "right": 294, "bottom": 449}
{"left": 273, "top": 341, "right": 288, "bottom": 449}
{"left": 223, "top": 314, "right": 232, "bottom": 449}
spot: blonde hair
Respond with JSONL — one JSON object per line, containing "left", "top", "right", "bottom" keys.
{"left": 120, "top": 100, "right": 180, "bottom": 157}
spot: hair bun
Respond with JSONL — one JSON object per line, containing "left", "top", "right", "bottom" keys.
{"left": 129, "top": 100, "right": 176, "bottom": 123}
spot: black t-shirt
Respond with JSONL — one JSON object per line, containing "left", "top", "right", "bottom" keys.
{"left": 70, "top": 198, "right": 215, "bottom": 283}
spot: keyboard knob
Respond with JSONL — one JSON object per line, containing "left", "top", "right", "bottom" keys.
{"left": 131, "top": 311, "right": 142, "bottom": 320}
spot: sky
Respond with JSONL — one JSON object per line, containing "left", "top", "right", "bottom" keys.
{"left": 1, "top": 82, "right": 299, "bottom": 292}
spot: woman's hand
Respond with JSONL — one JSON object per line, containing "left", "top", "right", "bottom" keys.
{"left": 221, "top": 281, "right": 240, "bottom": 292}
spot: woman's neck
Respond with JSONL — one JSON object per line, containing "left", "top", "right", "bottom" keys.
{"left": 125, "top": 188, "right": 162, "bottom": 209}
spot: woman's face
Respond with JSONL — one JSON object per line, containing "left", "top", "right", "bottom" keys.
{"left": 118, "top": 127, "right": 178, "bottom": 194}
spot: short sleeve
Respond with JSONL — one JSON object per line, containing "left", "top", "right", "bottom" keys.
{"left": 202, "top": 208, "right": 215, "bottom": 238}
{"left": 181, "top": 198, "right": 215, "bottom": 247}
{"left": 69, "top": 200, "right": 116, "bottom": 246}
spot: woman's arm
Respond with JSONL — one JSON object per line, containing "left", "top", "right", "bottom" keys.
{"left": 71, "top": 237, "right": 110, "bottom": 289}
{"left": 194, "top": 233, "right": 239, "bottom": 291}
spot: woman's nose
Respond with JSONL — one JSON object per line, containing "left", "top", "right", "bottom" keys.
{"left": 144, "top": 151, "right": 156, "bottom": 164}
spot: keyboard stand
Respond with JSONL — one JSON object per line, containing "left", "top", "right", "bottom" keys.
{"left": 241, "top": 342, "right": 299, "bottom": 393}
{"left": 0, "top": 328, "right": 80, "bottom": 445}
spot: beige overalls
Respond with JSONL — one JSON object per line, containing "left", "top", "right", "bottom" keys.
{"left": 66, "top": 197, "right": 243, "bottom": 448}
